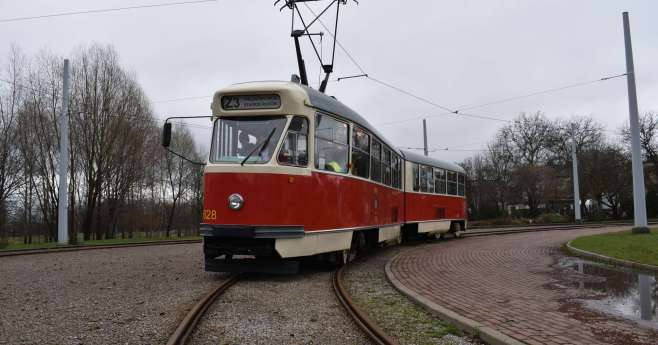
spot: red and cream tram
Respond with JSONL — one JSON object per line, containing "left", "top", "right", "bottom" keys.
{"left": 199, "top": 81, "right": 466, "bottom": 273}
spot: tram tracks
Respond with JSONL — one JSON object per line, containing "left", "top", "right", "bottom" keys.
{"left": 166, "top": 274, "right": 242, "bottom": 345}
{"left": 0, "top": 239, "right": 201, "bottom": 257}
{"left": 461, "top": 222, "right": 641, "bottom": 238}
{"left": 333, "top": 264, "right": 400, "bottom": 345}
{"left": 166, "top": 263, "right": 399, "bottom": 345}
{"left": 1, "top": 221, "right": 646, "bottom": 258}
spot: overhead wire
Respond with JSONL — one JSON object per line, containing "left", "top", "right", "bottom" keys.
{"left": 454, "top": 73, "right": 628, "bottom": 113}
{"left": 0, "top": 0, "right": 218, "bottom": 23}
{"left": 1, "top": 2, "right": 631, "bottom": 147}
{"left": 373, "top": 73, "right": 628, "bottom": 127}
{"left": 303, "top": 2, "right": 512, "bottom": 124}
{"left": 303, "top": 2, "right": 366, "bottom": 75}
{"left": 401, "top": 147, "right": 488, "bottom": 153}
{"left": 367, "top": 76, "right": 454, "bottom": 113}
{"left": 302, "top": 3, "right": 629, "bottom": 128}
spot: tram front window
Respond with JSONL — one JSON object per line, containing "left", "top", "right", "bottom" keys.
{"left": 210, "top": 116, "right": 287, "bottom": 164}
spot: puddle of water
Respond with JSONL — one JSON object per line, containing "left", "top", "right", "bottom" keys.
{"left": 557, "top": 257, "right": 657, "bottom": 324}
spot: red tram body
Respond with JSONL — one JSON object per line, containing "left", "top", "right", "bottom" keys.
{"left": 200, "top": 81, "right": 466, "bottom": 273}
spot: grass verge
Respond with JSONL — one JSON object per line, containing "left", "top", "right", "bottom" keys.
{"left": 0, "top": 235, "right": 201, "bottom": 252}
{"left": 345, "top": 250, "right": 477, "bottom": 345}
{"left": 570, "top": 229, "right": 658, "bottom": 267}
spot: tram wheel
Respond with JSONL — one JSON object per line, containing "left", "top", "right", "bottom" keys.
{"left": 451, "top": 222, "right": 463, "bottom": 238}
{"left": 333, "top": 231, "right": 366, "bottom": 267}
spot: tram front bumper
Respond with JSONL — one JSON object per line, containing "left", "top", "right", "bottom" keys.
{"left": 200, "top": 224, "right": 305, "bottom": 274}
{"left": 199, "top": 224, "right": 305, "bottom": 239}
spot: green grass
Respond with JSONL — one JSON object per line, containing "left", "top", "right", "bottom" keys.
{"left": 0, "top": 235, "right": 201, "bottom": 252}
{"left": 351, "top": 288, "right": 461, "bottom": 344}
{"left": 570, "top": 229, "right": 658, "bottom": 267}
{"left": 345, "top": 261, "right": 467, "bottom": 345}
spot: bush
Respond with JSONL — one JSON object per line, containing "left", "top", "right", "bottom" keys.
{"left": 470, "top": 217, "right": 529, "bottom": 227}
{"left": 534, "top": 213, "right": 569, "bottom": 224}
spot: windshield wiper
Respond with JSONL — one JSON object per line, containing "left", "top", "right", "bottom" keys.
{"left": 241, "top": 128, "right": 277, "bottom": 166}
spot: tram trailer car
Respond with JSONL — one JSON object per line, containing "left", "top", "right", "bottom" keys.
{"left": 200, "top": 81, "right": 466, "bottom": 273}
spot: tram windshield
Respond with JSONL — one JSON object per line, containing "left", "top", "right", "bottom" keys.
{"left": 210, "top": 116, "right": 287, "bottom": 164}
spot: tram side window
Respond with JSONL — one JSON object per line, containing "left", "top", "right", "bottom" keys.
{"left": 419, "top": 164, "right": 429, "bottom": 193}
{"left": 371, "top": 139, "right": 382, "bottom": 182}
{"left": 315, "top": 114, "right": 349, "bottom": 173}
{"left": 425, "top": 165, "right": 435, "bottom": 193}
{"left": 412, "top": 163, "right": 420, "bottom": 191}
{"left": 435, "top": 168, "right": 447, "bottom": 194}
{"left": 278, "top": 116, "right": 309, "bottom": 167}
{"left": 351, "top": 126, "right": 370, "bottom": 179}
{"left": 447, "top": 171, "right": 458, "bottom": 195}
{"left": 382, "top": 148, "right": 392, "bottom": 186}
{"left": 458, "top": 173, "right": 466, "bottom": 196}
{"left": 392, "top": 155, "right": 401, "bottom": 189}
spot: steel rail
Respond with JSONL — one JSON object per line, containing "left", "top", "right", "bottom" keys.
{"left": 332, "top": 265, "right": 399, "bottom": 345}
{"left": 468, "top": 219, "right": 658, "bottom": 231}
{"left": 0, "top": 239, "right": 201, "bottom": 258}
{"left": 461, "top": 222, "right": 639, "bottom": 238}
{"left": 166, "top": 274, "right": 242, "bottom": 345}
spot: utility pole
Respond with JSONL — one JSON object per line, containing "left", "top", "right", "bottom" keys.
{"left": 623, "top": 12, "right": 649, "bottom": 234}
{"left": 638, "top": 274, "right": 652, "bottom": 321}
{"left": 57, "top": 59, "right": 70, "bottom": 245}
{"left": 423, "top": 119, "right": 428, "bottom": 156}
{"left": 571, "top": 139, "right": 582, "bottom": 223}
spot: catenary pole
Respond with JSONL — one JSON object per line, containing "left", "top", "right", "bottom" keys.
{"left": 57, "top": 59, "right": 70, "bottom": 245}
{"left": 423, "top": 119, "right": 428, "bottom": 156}
{"left": 571, "top": 139, "right": 581, "bottom": 222}
{"left": 623, "top": 12, "right": 649, "bottom": 234}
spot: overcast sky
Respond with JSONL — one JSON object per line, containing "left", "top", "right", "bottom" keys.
{"left": 1, "top": 0, "right": 657, "bottom": 163}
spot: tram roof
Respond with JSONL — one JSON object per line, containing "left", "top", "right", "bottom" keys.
{"left": 400, "top": 149, "right": 465, "bottom": 173}
{"left": 222, "top": 81, "right": 401, "bottom": 155}
{"left": 302, "top": 84, "right": 402, "bottom": 154}
{"left": 217, "top": 82, "right": 464, "bottom": 173}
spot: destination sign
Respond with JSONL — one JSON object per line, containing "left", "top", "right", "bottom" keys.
{"left": 221, "top": 94, "right": 281, "bottom": 111}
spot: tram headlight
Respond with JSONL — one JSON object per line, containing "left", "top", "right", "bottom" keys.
{"left": 228, "top": 193, "right": 244, "bottom": 211}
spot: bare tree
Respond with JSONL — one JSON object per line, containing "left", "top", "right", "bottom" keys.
{"left": 68, "top": 44, "right": 158, "bottom": 240}
{"left": 3, "top": 43, "right": 209, "bottom": 244}
{"left": 580, "top": 144, "right": 632, "bottom": 218}
{"left": 548, "top": 116, "right": 604, "bottom": 166}
{"left": 18, "top": 50, "right": 65, "bottom": 242}
{"left": 499, "top": 112, "right": 555, "bottom": 216}
{"left": 502, "top": 112, "right": 554, "bottom": 166}
{"left": 622, "top": 111, "right": 658, "bottom": 190}
{"left": 163, "top": 127, "right": 202, "bottom": 237}
{"left": 0, "top": 46, "right": 26, "bottom": 245}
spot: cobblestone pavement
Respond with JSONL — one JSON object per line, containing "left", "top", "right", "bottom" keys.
{"left": 0, "top": 243, "right": 227, "bottom": 345}
{"left": 344, "top": 247, "right": 479, "bottom": 345}
{"left": 387, "top": 227, "right": 658, "bottom": 345}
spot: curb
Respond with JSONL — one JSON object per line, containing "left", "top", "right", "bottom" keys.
{"left": 384, "top": 253, "right": 526, "bottom": 345}
{"left": 0, "top": 239, "right": 201, "bottom": 258}
{"left": 463, "top": 223, "right": 629, "bottom": 238}
{"left": 566, "top": 240, "right": 658, "bottom": 274}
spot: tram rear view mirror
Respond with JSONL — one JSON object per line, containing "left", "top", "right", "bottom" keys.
{"left": 162, "top": 123, "right": 172, "bottom": 148}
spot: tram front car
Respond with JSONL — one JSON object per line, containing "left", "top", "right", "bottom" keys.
{"left": 202, "top": 82, "right": 335, "bottom": 273}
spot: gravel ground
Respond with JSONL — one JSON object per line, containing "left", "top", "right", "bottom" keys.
{"left": 344, "top": 245, "right": 480, "bottom": 345}
{"left": 0, "top": 243, "right": 228, "bottom": 345}
{"left": 190, "top": 264, "right": 373, "bottom": 345}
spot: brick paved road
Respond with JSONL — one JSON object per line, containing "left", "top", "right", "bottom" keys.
{"left": 387, "top": 227, "right": 658, "bottom": 345}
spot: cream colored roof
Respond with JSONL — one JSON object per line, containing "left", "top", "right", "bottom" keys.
{"left": 211, "top": 81, "right": 402, "bottom": 155}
